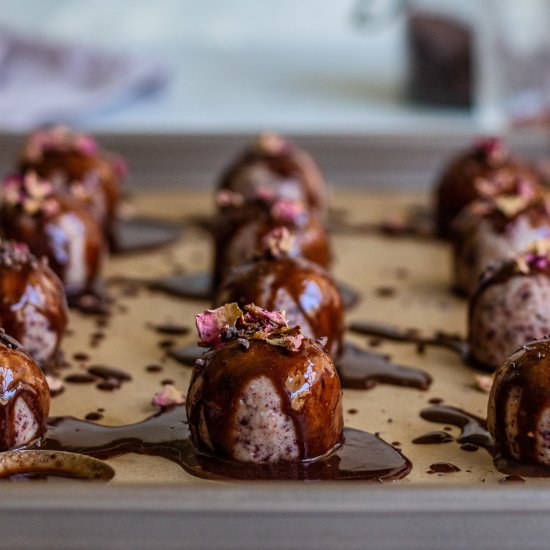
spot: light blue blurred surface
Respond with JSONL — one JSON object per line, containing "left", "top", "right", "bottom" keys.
{"left": 0, "top": 0, "right": 476, "bottom": 134}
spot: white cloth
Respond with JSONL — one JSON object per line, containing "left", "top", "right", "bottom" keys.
{"left": 0, "top": 26, "right": 167, "bottom": 130}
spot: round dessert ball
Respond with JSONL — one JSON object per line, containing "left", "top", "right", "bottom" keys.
{"left": 18, "top": 125, "right": 126, "bottom": 236}
{"left": 453, "top": 182, "right": 550, "bottom": 296}
{"left": 215, "top": 237, "right": 343, "bottom": 357}
{"left": 0, "top": 330, "right": 50, "bottom": 450}
{"left": 434, "top": 137, "right": 542, "bottom": 239}
{"left": 218, "top": 132, "right": 327, "bottom": 217}
{"left": 0, "top": 172, "right": 106, "bottom": 298}
{"left": 468, "top": 245, "right": 550, "bottom": 370}
{"left": 186, "top": 304, "right": 343, "bottom": 463}
{"left": 488, "top": 337, "right": 550, "bottom": 466}
{"left": 213, "top": 197, "right": 330, "bottom": 289}
{"left": 0, "top": 241, "right": 67, "bottom": 368}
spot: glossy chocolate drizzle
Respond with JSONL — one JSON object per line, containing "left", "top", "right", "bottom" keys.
{"left": 41, "top": 406, "right": 411, "bottom": 482}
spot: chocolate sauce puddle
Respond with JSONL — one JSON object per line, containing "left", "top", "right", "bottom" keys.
{"left": 412, "top": 431, "right": 454, "bottom": 445}
{"left": 349, "top": 320, "right": 469, "bottom": 360}
{"left": 336, "top": 342, "right": 432, "bottom": 390}
{"left": 149, "top": 272, "right": 212, "bottom": 301}
{"left": 169, "top": 343, "right": 205, "bottom": 366}
{"left": 41, "top": 406, "right": 411, "bottom": 482}
{"left": 68, "top": 287, "right": 112, "bottom": 316}
{"left": 328, "top": 205, "right": 434, "bottom": 238}
{"left": 111, "top": 217, "right": 182, "bottom": 254}
{"left": 420, "top": 404, "right": 550, "bottom": 478}
{"left": 420, "top": 405, "right": 492, "bottom": 448}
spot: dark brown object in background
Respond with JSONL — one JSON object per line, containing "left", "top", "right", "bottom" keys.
{"left": 407, "top": 12, "right": 472, "bottom": 108}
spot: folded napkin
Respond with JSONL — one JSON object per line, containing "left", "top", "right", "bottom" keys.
{"left": 0, "top": 26, "right": 167, "bottom": 130}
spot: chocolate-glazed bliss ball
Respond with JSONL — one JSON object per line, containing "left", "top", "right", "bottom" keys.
{"left": 186, "top": 304, "right": 343, "bottom": 463}
{"left": 19, "top": 125, "right": 126, "bottom": 236}
{"left": 468, "top": 244, "right": 550, "bottom": 370}
{"left": 215, "top": 227, "right": 343, "bottom": 357}
{"left": 0, "top": 241, "right": 67, "bottom": 369}
{"left": 0, "top": 172, "right": 106, "bottom": 298}
{"left": 213, "top": 196, "right": 330, "bottom": 289}
{"left": 435, "top": 137, "right": 542, "bottom": 239}
{"left": 0, "top": 330, "right": 50, "bottom": 450}
{"left": 488, "top": 337, "right": 550, "bottom": 466}
{"left": 453, "top": 180, "right": 550, "bottom": 296}
{"left": 218, "top": 132, "right": 327, "bottom": 217}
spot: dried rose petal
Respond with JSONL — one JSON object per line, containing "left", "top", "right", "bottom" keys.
{"left": 474, "top": 373, "right": 494, "bottom": 393}
{"left": 195, "top": 303, "right": 243, "bottom": 348}
{"left": 152, "top": 384, "right": 186, "bottom": 407}
{"left": 244, "top": 304, "right": 287, "bottom": 329}
{"left": 265, "top": 328, "right": 304, "bottom": 352}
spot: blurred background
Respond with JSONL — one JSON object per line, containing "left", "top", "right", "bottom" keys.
{"left": 1, "top": 0, "right": 549, "bottom": 184}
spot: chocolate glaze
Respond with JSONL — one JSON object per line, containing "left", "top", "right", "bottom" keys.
{"left": 349, "top": 320, "right": 469, "bottom": 360}
{"left": 187, "top": 338, "right": 343, "bottom": 461}
{"left": 434, "top": 138, "right": 542, "bottom": 238}
{"left": 42, "top": 406, "right": 411, "bottom": 482}
{"left": 336, "top": 342, "right": 432, "bottom": 390}
{"left": 110, "top": 217, "right": 181, "bottom": 254}
{"left": 0, "top": 241, "right": 68, "bottom": 369}
{"left": 488, "top": 338, "right": 550, "bottom": 468}
{"left": 216, "top": 256, "right": 344, "bottom": 357}
{"left": 0, "top": 187, "right": 106, "bottom": 299}
{"left": 412, "top": 431, "right": 454, "bottom": 445}
{"left": 0, "top": 333, "right": 50, "bottom": 450}
{"left": 19, "top": 127, "right": 126, "bottom": 238}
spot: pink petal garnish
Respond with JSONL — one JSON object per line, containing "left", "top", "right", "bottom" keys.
{"left": 152, "top": 384, "right": 186, "bottom": 407}
{"left": 266, "top": 330, "right": 304, "bottom": 352}
{"left": 244, "top": 304, "right": 288, "bottom": 328}
{"left": 195, "top": 303, "right": 243, "bottom": 348}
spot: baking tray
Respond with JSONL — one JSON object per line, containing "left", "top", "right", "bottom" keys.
{"left": 4, "top": 133, "right": 550, "bottom": 549}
